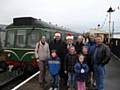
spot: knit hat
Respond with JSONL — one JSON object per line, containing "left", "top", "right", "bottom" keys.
{"left": 66, "top": 32, "right": 74, "bottom": 40}
{"left": 54, "top": 32, "right": 61, "bottom": 37}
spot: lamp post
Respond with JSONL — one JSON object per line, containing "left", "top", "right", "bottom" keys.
{"left": 107, "top": 6, "right": 115, "bottom": 43}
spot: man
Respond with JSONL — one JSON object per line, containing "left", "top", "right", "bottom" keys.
{"left": 87, "top": 33, "right": 96, "bottom": 53}
{"left": 64, "top": 32, "right": 75, "bottom": 54}
{"left": 63, "top": 32, "right": 76, "bottom": 87}
{"left": 75, "top": 35, "right": 84, "bottom": 54}
{"left": 86, "top": 33, "right": 96, "bottom": 87}
{"left": 93, "top": 35, "right": 111, "bottom": 90}
{"left": 49, "top": 32, "right": 65, "bottom": 60}
{"left": 49, "top": 32, "right": 66, "bottom": 82}
{"left": 35, "top": 36, "right": 50, "bottom": 86}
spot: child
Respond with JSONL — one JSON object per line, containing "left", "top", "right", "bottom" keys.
{"left": 64, "top": 46, "right": 78, "bottom": 89}
{"left": 82, "top": 46, "right": 93, "bottom": 88}
{"left": 48, "top": 50, "right": 61, "bottom": 90}
{"left": 74, "top": 54, "right": 89, "bottom": 90}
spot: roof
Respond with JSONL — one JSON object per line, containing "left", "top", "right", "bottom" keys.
{"left": 89, "top": 28, "right": 107, "bottom": 34}
{"left": 6, "top": 17, "right": 67, "bottom": 31}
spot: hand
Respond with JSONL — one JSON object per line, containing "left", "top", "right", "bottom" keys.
{"left": 81, "top": 68, "right": 85, "bottom": 73}
{"left": 36, "top": 59, "right": 39, "bottom": 62}
{"left": 64, "top": 70, "right": 67, "bottom": 74}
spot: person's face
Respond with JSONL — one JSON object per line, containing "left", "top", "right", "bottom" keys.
{"left": 41, "top": 37, "right": 46, "bottom": 43}
{"left": 67, "top": 39, "right": 73, "bottom": 44}
{"left": 69, "top": 47, "right": 75, "bottom": 53}
{"left": 82, "top": 47, "right": 88, "bottom": 55}
{"left": 79, "top": 55, "right": 84, "bottom": 63}
{"left": 89, "top": 35, "right": 95, "bottom": 41}
{"left": 51, "top": 52, "right": 57, "bottom": 58}
{"left": 55, "top": 36, "right": 61, "bottom": 41}
{"left": 95, "top": 36, "right": 102, "bottom": 44}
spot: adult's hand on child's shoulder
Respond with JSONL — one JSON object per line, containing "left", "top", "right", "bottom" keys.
{"left": 64, "top": 70, "right": 67, "bottom": 74}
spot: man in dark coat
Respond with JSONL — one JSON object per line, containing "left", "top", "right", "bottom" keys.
{"left": 49, "top": 32, "right": 66, "bottom": 81}
{"left": 75, "top": 35, "right": 84, "bottom": 54}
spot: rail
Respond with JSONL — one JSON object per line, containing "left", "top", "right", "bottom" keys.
{"left": 11, "top": 71, "right": 40, "bottom": 90}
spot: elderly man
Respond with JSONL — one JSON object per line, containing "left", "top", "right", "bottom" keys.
{"left": 49, "top": 32, "right": 66, "bottom": 84}
{"left": 35, "top": 36, "right": 50, "bottom": 86}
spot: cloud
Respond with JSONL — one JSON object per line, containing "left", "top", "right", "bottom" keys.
{"left": 0, "top": 0, "right": 120, "bottom": 32}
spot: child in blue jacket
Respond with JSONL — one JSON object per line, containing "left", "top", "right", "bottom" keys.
{"left": 48, "top": 50, "right": 61, "bottom": 90}
{"left": 74, "top": 54, "right": 89, "bottom": 90}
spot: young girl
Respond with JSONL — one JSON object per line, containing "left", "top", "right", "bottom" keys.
{"left": 74, "top": 54, "right": 89, "bottom": 90}
{"left": 82, "top": 46, "right": 93, "bottom": 88}
{"left": 48, "top": 50, "right": 61, "bottom": 90}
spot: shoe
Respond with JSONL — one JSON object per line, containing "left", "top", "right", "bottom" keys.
{"left": 49, "top": 87, "right": 53, "bottom": 90}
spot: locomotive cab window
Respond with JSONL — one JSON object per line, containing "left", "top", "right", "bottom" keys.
{"left": 6, "top": 30, "right": 15, "bottom": 48}
{"left": 15, "top": 30, "right": 26, "bottom": 48}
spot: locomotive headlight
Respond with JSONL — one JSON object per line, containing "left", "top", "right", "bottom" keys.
{"left": 8, "top": 53, "right": 11, "bottom": 57}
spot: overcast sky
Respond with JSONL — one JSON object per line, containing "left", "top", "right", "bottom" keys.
{"left": 0, "top": 0, "right": 120, "bottom": 32}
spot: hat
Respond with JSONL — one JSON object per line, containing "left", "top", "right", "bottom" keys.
{"left": 54, "top": 32, "right": 61, "bottom": 37}
{"left": 66, "top": 32, "right": 74, "bottom": 40}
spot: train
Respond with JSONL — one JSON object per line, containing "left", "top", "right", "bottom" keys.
{"left": 0, "top": 17, "right": 78, "bottom": 74}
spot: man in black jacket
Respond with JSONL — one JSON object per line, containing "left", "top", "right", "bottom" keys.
{"left": 49, "top": 32, "right": 66, "bottom": 82}
{"left": 75, "top": 35, "right": 84, "bottom": 54}
{"left": 93, "top": 35, "right": 111, "bottom": 90}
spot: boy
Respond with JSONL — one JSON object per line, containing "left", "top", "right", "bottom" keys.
{"left": 48, "top": 50, "right": 61, "bottom": 90}
{"left": 64, "top": 46, "right": 78, "bottom": 90}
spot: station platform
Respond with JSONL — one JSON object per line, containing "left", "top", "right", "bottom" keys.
{"left": 12, "top": 55, "right": 120, "bottom": 90}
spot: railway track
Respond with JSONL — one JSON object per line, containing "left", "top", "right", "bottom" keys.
{"left": 0, "top": 70, "right": 37, "bottom": 90}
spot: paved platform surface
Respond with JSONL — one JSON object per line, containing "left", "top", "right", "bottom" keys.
{"left": 17, "top": 56, "right": 120, "bottom": 90}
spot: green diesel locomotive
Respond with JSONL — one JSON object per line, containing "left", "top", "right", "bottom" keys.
{"left": 2, "top": 17, "right": 78, "bottom": 73}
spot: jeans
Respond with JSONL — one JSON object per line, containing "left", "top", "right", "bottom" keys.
{"left": 94, "top": 64, "right": 105, "bottom": 90}
{"left": 68, "top": 72, "right": 76, "bottom": 89}
{"left": 51, "top": 74, "right": 59, "bottom": 88}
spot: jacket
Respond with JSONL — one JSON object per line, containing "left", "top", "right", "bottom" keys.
{"left": 74, "top": 62, "right": 89, "bottom": 81}
{"left": 93, "top": 43, "right": 111, "bottom": 65}
{"left": 49, "top": 39, "right": 66, "bottom": 60}
{"left": 48, "top": 57, "right": 61, "bottom": 75}
{"left": 86, "top": 40, "right": 96, "bottom": 55}
{"left": 75, "top": 41, "right": 84, "bottom": 54}
{"left": 64, "top": 53, "right": 78, "bottom": 72}
{"left": 35, "top": 41, "right": 50, "bottom": 60}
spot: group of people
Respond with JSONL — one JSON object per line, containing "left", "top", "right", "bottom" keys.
{"left": 35, "top": 32, "right": 111, "bottom": 90}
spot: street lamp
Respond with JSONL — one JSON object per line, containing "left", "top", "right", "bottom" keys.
{"left": 107, "top": 6, "right": 115, "bottom": 43}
